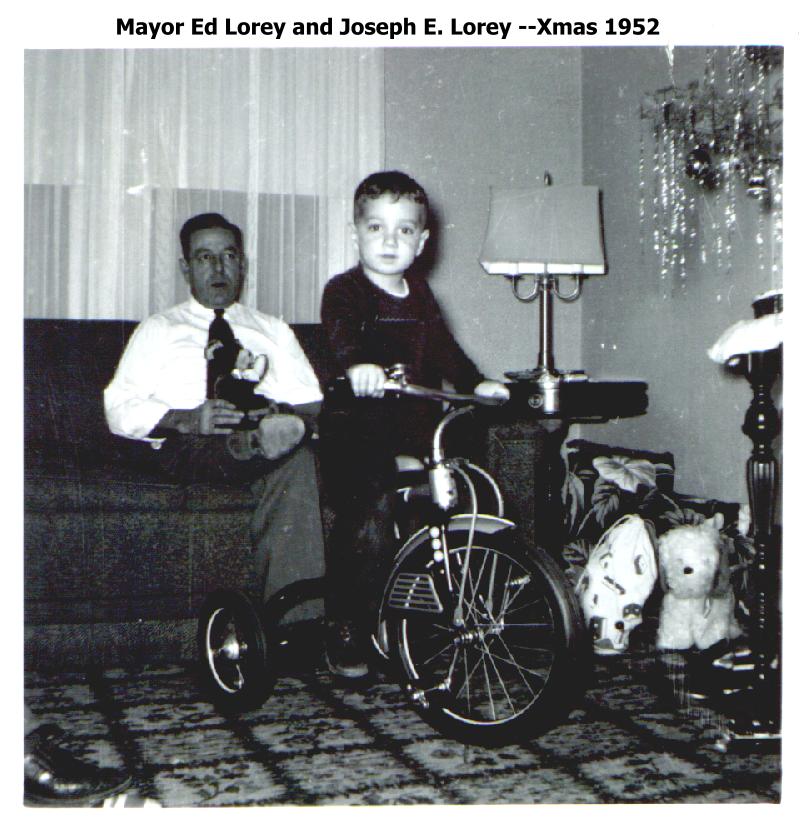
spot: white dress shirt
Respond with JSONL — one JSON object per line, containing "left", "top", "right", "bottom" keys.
{"left": 104, "top": 297, "right": 323, "bottom": 443}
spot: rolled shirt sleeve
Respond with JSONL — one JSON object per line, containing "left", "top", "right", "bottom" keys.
{"left": 104, "top": 316, "right": 175, "bottom": 441}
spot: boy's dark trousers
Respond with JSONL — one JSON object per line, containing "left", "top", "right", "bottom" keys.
{"left": 319, "top": 416, "right": 400, "bottom": 635}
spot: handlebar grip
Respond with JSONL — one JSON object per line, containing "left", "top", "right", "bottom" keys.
{"left": 330, "top": 374, "right": 507, "bottom": 407}
{"left": 471, "top": 393, "right": 508, "bottom": 407}
{"left": 384, "top": 379, "right": 506, "bottom": 406}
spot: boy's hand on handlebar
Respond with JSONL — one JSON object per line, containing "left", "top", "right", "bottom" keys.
{"left": 473, "top": 379, "right": 510, "bottom": 404}
{"left": 347, "top": 363, "right": 386, "bottom": 398}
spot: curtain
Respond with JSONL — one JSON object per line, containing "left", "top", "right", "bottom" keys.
{"left": 24, "top": 49, "right": 385, "bottom": 322}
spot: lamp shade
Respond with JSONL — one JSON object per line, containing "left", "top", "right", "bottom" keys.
{"left": 479, "top": 185, "right": 607, "bottom": 276}
{"left": 707, "top": 313, "right": 782, "bottom": 364}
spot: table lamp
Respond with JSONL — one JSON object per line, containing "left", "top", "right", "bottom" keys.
{"left": 479, "top": 174, "right": 607, "bottom": 392}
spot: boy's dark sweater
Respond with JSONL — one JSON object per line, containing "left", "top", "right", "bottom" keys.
{"left": 321, "top": 265, "right": 483, "bottom": 456}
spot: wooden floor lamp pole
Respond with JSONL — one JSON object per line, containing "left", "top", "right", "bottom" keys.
{"left": 724, "top": 292, "right": 782, "bottom": 742}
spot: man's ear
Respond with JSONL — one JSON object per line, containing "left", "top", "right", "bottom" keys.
{"left": 179, "top": 257, "right": 190, "bottom": 284}
{"left": 416, "top": 228, "right": 430, "bottom": 257}
{"left": 349, "top": 221, "right": 358, "bottom": 248}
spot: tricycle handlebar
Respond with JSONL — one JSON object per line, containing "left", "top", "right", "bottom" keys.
{"left": 382, "top": 364, "right": 506, "bottom": 407}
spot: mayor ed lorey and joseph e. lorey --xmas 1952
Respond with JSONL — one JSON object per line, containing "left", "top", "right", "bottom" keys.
{"left": 116, "top": 17, "right": 516, "bottom": 40}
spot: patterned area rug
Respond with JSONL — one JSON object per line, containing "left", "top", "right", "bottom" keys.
{"left": 23, "top": 650, "right": 780, "bottom": 806}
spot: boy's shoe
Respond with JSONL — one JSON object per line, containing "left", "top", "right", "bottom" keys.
{"left": 325, "top": 620, "right": 369, "bottom": 679}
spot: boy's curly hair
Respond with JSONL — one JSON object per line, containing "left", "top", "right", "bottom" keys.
{"left": 353, "top": 170, "right": 428, "bottom": 226}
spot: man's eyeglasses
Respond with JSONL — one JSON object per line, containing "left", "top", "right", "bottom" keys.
{"left": 191, "top": 251, "right": 241, "bottom": 269}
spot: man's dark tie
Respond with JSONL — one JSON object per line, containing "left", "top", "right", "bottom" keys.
{"left": 206, "top": 309, "right": 240, "bottom": 399}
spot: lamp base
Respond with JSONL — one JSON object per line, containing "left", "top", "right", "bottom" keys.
{"left": 505, "top": 367, "right": 561, "bottom": 413}
{"left": 505, "top": 367, "right": 550, "bottom": 382}
{"left": 505, "top": 368, "right": 588, "bottom": 382}
{"left": 504, "top": 368, "right": 591, "bottom": 415}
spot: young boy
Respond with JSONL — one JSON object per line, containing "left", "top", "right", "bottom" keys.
{"left": 320, "top": 171, "right": 508, "bottom": 678}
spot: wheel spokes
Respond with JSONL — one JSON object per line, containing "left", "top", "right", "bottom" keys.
{"left": 400, "top": 541, "right": 564, "bottom": 726}
{"left": 452, "top": 634, "right": 544, "bottom": 721}
{"left": 418, "top": 635, "right": 460, "bottom": 668}
{"left": 456, "top": 559, "right": 551, "bottom": 719}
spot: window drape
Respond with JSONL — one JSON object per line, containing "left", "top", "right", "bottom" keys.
{"left": 24, "top": 49, "right": 385, "bottom": 322}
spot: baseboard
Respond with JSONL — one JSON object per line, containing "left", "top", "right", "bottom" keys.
{"left": 25, "top": 595, "right": 326, "bottom": 671}
{"left": 25, "top": 619, "right": 197, "bottom": 671}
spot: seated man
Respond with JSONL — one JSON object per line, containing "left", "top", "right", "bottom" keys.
{"left": 104, "top": 212, "right": 325, "bottom": 604}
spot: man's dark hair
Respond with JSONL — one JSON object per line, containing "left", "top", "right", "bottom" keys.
{"left": 179, "top": 213, "right": 243, "bottom": 260}
{"left": 354, "top": 171, "right": 429, "bottom": 226}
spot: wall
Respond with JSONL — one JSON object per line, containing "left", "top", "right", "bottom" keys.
{"left": 580, "top": 47, "right": 782, "bottom": 502}
{"left": 383, "top": 48, "right": 584, "bottom": 380}
{"left": 383, "top": 46, "right": 784, "bottom": 505}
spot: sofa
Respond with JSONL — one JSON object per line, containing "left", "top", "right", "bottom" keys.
{"left": 24, "top": 318, "right": 341, "bottom": 669}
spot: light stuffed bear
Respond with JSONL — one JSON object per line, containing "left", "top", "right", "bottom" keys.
{"left": 656, "top": 513, "right": 742, "bottom": 651}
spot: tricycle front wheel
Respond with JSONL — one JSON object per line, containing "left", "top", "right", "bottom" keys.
{"left": 384, "top": 530, "right": 587, "bottom": 746}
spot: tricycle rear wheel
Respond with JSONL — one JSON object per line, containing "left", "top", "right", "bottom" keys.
{"left": 197, "top": 589, "right": 274, "bottom": 714}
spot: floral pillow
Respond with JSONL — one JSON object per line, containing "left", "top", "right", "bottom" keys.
{"left": 562, "top": 440, "right": 676, "bottom": 546}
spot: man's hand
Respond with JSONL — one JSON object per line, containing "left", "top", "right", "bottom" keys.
{"left": 347, "top": 363, "right": 386, "bottom": 398}
{"left": 158, "top": 400, "right": 244, "bottom": 435}
{"left": 198, "top": 399, "right": 245, "bottom": 434}
{"left": 473, "top": 379, "right": 510, "bottom": 403}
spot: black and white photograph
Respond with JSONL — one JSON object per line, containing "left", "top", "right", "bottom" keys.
{"left": 15, "top": 0, "right": 793, "bottom": 816}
